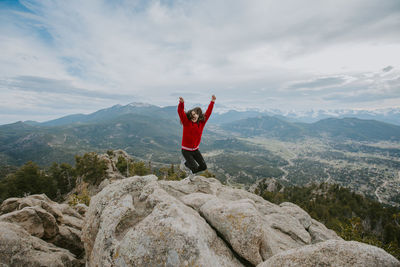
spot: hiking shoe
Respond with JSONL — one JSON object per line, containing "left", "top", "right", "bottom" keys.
{"left": 188, "top": 171, "right": 195, "bottom": 181}
{"left": 180, "top": 157, "right": 187, "bottom": 172}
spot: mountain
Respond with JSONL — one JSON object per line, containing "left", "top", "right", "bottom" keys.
{"left": 36, "top": 102, "right": 254, "bottom": 127}
{"left": 310, "top": 117, "right": 400, "bottom": 141}
{"left": 210, "top": 110, "right": 267, "bottom": 124}
{"left": 2, "top": 103, "right": 400, "bottom": 208}
{"left": 2, "top": 106, "right": 400, "bottom": 182}
{"left": 0, "top": 113, "right": 183, "bottom": 166}
{"left": 222, "top": 115, "right": 400, "bottom": 141}
{"left": 14, "top": 102, "right": 400, "bottom": 127}
{"left": 40, "top": 102, "right": 163, "bottom": 126}
{"left": 264, "top": 108, "right": 400, "bottom": 126}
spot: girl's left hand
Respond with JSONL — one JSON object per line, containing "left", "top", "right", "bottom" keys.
{"left": 211, "top": 95, "right": 216, "bottom": 102}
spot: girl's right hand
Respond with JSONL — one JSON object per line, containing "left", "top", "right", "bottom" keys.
{"left": 179, "top": 97, "right": 184, "bottom": 103}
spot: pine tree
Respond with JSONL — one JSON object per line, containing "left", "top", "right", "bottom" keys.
{"left": 75, "top": 153, "right": 108, "bottom": 185}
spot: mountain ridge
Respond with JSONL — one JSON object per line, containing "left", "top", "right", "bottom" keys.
{"left": 222, "top": 116, "right": 400, "bottom": 141}
{"left": 5, "top": 103, "right": 399, "bottom": 127}
{"left": 1, "top": 109, "right": 399, "bottom": 167}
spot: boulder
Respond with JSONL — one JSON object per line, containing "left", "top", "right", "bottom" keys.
{"left": 82, "top": 175, "right": 350, "bottom": 266}
{"left": 257, "top": 239, "right": 400, "bottom": 267}
{"left": 308, "top": 218, "right": 341, "bottom": 243}
{"left": 74, "top": 203, "right": 88, "bottom": 216}
{"left": 0, "top": 206, "right": 59, "bottom": 239}
{"left": 0, "top": 194, "right": 85, "bottom": 263}
{"left": 0, "top": 222, "right": 81, "bottom": 266}
{"left": 279, "top": 202, "right": 312, "bottom": 229}
{"left": 82, "top": 175, "right": 242, "bottom": 266}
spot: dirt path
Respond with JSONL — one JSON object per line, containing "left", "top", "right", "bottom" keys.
{"left": 375, "top": 181, "right": 388, "bottom": 203}
{"left": 324, "top": 169, "right": 332, "bottom": 183}
{"left": 280, "top": 156, "right": 296, "bottom": 182}
{"left": 224, "top": 173, "right": 233, "bottom": 187}
{"left": 374, "top": 171, "right": 400, "bottom": 203}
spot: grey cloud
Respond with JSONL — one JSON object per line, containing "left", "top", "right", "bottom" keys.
{"left": 288, "top": 77, "right": 347, "bottom": 91}
{"left": 169, "top": 92, "right": 202, "bottom": 98}
{"left": 323, "top": 85, "right": 400, "bottom": 103}
{"left": 323, "top": 92, "right": 400, "bottom": 103}
{"left": 1, "top": 0, "right": 400, "bottom": 121}
{"left": 243, "top": 1, "right": 400, "bottom": 58}
{"left": 383, "top": 66, "right": 394, "bottom": 72}
{"left": 0, "top": 76, "right": 135, "bottom": 100}
{"left": 322, "top": 73, "right": 400, "bottom": 103}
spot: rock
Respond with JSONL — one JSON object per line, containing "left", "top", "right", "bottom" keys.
{"left": 74, "top": 203, "right": 88, "bottom": 216}
{"left": 0, "top": 194, "right": 85, "bottom": 263}
{"left": 262, "top": 211, "right": 311, "bottom": 253}
{"left": 0, "top": 206, "right": 59, "bottom": 239}
{"left": 279, "top": 202, "right": 312, "bottom": 229}
{"left": 181, "top": 180, "right": 313, "bottom": 263}
{"left": 199, "top": 197, "right": 269, "bottom": 265}
{"left": 48, "top": 225, "right": 84, "bottom": 259}
{"left": 0, "top": 194, "right": 55, "bottom": 215}
{"left": 257, "top": 239, "right": 400, "bottom": 267}
{"left": 58, "top": 203, "right": 84, "bottom": 219}
{"left": 99, "top": 149, "right": 133, "bottom": 180}
{"left": 98, "top": 178, "right": 111, "bottom": 192}
{"left": 249, "top": 178, "right": 284, "bottom": 194}
{"left": 82, "top": 175, "right": 348, "bottom": 266}
{"left": 308, "top": 218, "right": 342, "bottom": 243}
{"left": 0, "top": 222, "right": 82, "bottom": 266}
{"left": 82, "top": 175, "right": 242, "bottom": 266}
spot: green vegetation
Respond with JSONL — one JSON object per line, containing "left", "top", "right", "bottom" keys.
{"left": 212, "top": 153, "right": 285, "bottom": 184}
{"left": 68, "top": 188, "right": 90, "bottom": 206}
{"left": 0, "top": 152, "right": 108, "bottom": 202}
{"left": 0, "top": 150, "right": 217, "bottom": 203}
{"left": 199, "top": 169, "right": 216, "bottom": 178}
{"left": 156, "top": 164, "right": 185, "bottom": 180}
{"left": 257, "top": 182, "right": 400, "bottom": 260}
{"left": 0, "top": 161, "right": 57, "bottom": 201}
{"left": 75, "top": 152, "right": 108, "bottom": 185}
{"left": 49, "top": 162, "right": 76, "bottom": 196}
{"left": 132, "top": 161, "right": 151, "bottom": 176}
{"left": 0, "top": 164, "right": 17, "bottom": 181}
{"left": 116, "top": 155, "right": 128, "bottom": 174}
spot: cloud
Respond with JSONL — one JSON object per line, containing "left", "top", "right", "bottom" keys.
{"left": 0, "top": 0, "right": 400, "bottom": 124}
{"left": 323, "top": 74, "right": 400, "bottom": 103}
{"left": 383, "top": 66, "right": 394, "bottom": 72}
{"left": 0, "top": 75, "right": 134, "bottom": 100}
{"left": 287, "top": 77, "right": 347, "bottom": 91}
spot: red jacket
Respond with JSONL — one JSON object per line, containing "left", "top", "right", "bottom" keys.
{"left": 178, "top": 101, "right": 214, "bottom": 151}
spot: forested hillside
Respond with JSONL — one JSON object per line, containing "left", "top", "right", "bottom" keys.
{"left": 256, "top": 180, "right": 400, "bottom": 259}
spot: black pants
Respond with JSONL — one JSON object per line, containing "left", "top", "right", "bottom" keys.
{"left": 181, "top": 149, "right": 207, "bottom": 174}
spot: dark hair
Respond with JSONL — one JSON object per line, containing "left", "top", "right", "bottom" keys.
{"left": 186, "top": 107, "right": 205, "bottom": 123}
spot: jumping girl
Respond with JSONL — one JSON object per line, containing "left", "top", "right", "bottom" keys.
{"left": 178, "top": 95, "right": 216, "bottom": 179}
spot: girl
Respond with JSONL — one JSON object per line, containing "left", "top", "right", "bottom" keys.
{"left": 178, "top": 95, "right": 216, "bottom": 179}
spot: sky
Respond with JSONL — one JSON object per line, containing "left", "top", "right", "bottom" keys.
{"left": 1, "top": 0, "right": 400, "bottom": 125}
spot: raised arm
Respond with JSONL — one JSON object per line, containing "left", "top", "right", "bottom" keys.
{"left": 177, "top": 97, "right": 189, "bottom": 125}
{"left": 204, "top": 95, "right": 216, "bottom": 123}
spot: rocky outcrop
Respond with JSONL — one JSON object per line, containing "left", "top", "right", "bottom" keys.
{"left": 1, "top": 174, "right": 398, "bottom": 266}
{"left": 82, "top": 175, "right": 242, "bottom": 266}
{"left": 0, "top": 194, "right": 85, "bottom": 266}
{"left": 258, "top": 239, "right": 400, "bottom": 267}
{"left": 100, "top": 149, "right": 133, "bottom": 180}
{"left": 249, "top": 177, "right": 284, "bottom": 194}
{"left": 80, "top": 174, "right": 397, "bottom": 267}
{"left": 0, "top": 221, "right": 80, "bottom": 266}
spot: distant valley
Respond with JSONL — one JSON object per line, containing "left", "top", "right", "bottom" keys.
{"left": 1, "top": 102, "right": 400, "bottom": 206}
